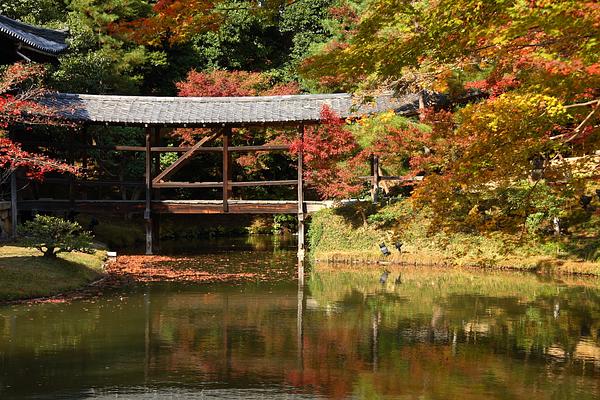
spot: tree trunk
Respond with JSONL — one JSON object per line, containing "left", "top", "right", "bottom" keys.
{"left": 43, "top": 247, "right": 57, "bottom": 258}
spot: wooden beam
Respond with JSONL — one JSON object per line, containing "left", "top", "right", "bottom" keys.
{"left": 17, "top": 199, "right": 329, "bottom": 215}
{"left": 153, "top": 180, "right": 298, "bottom": 189}
{"left": 156, "top": 202, "right": 299, "bottom": 215}
{"left": 150, "top": 144, "right": 289, "bottom": 153}
{"left": 18, "top": 142, "right": 290, "bottom": 153}
{"left": 15, "top": 141, "right": 146, "bottom": 152}
{"left": 152, "top": 146, "right": 223, "bottom": 153}
{"left": 231, "top": 180, "right": 297, "bottom": 187}
{"left": 154, "top": 181, "right": 222, "bottom": 189}
{"left": 115, "top": 146, "right": 146, "bottom": 152}
{"left": 25, "top": 178, "right": 145, "bottom": 187}
{"left": 152, "top": 130, "right": 221, "bottom": 184}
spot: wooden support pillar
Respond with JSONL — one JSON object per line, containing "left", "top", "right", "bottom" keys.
{"left": 297, "top": 124, "right": 305, "bottom": 260}
{"left": 81, "top": 126, "right": 89, "bottom": 200}
{"left": 227, "top": 134, "right": 233, "bottom": 200}
{"left": 144, "top": 127, "right": 153, "bottom": 255}
{"left": 10, "top": 170, "right": 17, "bottom": 240}
{"left": 222, "top": 127, "right": 231, "bottom": 213}
{"left": 68, "top": 132, "right": 75, "bottom": 219}
{"left": 152, "top": 127, "right": 161, "bottom": 252}
{"left": 371, "top": 155, "right": 380, "bottom": 203}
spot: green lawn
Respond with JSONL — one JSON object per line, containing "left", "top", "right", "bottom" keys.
{"left": 0, "top": 245, "right": 106, "bottom": 301}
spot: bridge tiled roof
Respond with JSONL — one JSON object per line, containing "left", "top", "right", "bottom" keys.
{"left": 42, "top": 91, "right": 445, "bottom": 126}
{"left": 0, "top": 15, "right": 68, "bottom": 55}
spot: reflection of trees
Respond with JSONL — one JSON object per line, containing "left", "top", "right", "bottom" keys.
{"left": 304, "top": 266, "right": 600, "bottom": 398}
{"left": 0, "top": 296, "right": 150, "bottom": 396}
{"left": 1, "top": 266, "right": 600, "bottom": 399}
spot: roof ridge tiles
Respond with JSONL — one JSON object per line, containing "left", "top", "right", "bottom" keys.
{"left": 38, "top": 91, "right": 425, "bottom": 126}
{"left": 56, "top": 92, "right": 353, "bottom": 102}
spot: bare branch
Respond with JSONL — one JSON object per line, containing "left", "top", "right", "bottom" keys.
{"left": 549, "top": 99, "right": 600, "bottom": 142}
{"left": 565, "top": 100, "right": 600, "bottom": 143}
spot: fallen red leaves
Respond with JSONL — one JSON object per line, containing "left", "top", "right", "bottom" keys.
{"left": 107, "top": 253, "right": 296, "bottom": 283}
{"left": 7, "top": 252, "right": 296, "bottom": 306}
{"left": 108, "top": 255, "right": 260, "bottom": 283}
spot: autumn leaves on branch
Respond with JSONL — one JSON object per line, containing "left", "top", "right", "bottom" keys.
{"left": 0, "top": 64, "right": 75, "bottom": 184}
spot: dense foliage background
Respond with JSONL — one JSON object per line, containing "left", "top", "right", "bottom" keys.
{"left": 0, "top": 0, "right": 599, "bottom": 253}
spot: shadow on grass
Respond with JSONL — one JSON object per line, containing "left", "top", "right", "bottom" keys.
{"left": 558, "top": 237, "right": 600, "bottom": 262}
{"left": 0, "top": 252, "right": 103, "bottom": 302}
{"left": 331, "top": 201, "right": 378, "bottom": 229}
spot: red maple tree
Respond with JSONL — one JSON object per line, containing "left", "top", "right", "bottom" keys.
{"left": 173, "top": 69, "right": 299, "bottom": 145}
{"left": 0, "top": 63, "right": 76, "bottom": 184}
{"left": 290, "top": 106, "right": 363, "bottom": 199}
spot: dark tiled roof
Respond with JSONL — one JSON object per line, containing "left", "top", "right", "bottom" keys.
{"left": 41, "top": 91, "right": 445, "bottom": 126}
{"left": 0, "top": 14, "right": 68, "bottom": 55}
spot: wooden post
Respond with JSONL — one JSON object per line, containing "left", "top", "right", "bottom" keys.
{"left": 81, "top": 126, "right": 89, "bottom": 200}
{"left": 297, "top": 124, "right": 305, "bottom": 260}
{"left": 227, "top": 132, "right": 233, "bottom": 200}
{"left": 10, "top": 170, "right": 17, "bottom": 240}
{"left": 222, "top": 127, "right": 231, "bottom": 213}
{"left": 152, "top": 127, "right": 161, "bottom": 252}
{"left": 372, "top": 155, "right": 380, "bottom": 203}
{"left": 144, "top": 127, "right": 153, "bottom": 255}
{"left": 68, "top": 132, "right": 75, "bottom": 219}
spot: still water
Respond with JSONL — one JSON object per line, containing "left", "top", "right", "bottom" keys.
{"left": 1, "top": 238, "right": 600, "bottom": 399}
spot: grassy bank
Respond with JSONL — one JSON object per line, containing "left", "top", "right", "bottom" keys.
{"left": 0, "top": 245, "right": 107, "bottom": 302}
{"left": 308, "top": 201, "right": 600, "bottom": 276}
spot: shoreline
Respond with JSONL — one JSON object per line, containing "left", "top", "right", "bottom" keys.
{"left": 312, "top": 250, "right": 600, "bottom": 277}
{"left": 0, "top": 272, "right": 127, "bottom": 306}
{"left": 4, "top": 248, "right": 599, "bottom": 305}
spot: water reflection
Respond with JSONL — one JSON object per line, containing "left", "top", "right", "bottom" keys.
{"left": 146, "top": 234, "right": 297, "bottom": 255}
{"left": 1, "top": 255, "right": 600, "bottom": 399}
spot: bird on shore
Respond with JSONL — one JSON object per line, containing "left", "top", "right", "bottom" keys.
{"left": 379, "top": 242, "right": 391, "bottom": 256}
{"left": 380, "top": 269, "right": 390, "bottom": 284}
{"left": 395, "top": 274, "right": 402, "bottom": 285}
{"left": 393, "top": 241, "right": 403, "bottom": 253}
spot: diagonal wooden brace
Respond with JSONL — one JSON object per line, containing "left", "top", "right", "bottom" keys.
{"left": 152, "top": 130, "right": 221, "bottom": 184}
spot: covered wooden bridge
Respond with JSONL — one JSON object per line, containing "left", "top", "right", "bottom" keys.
{"left": 14, "top": 90, "right": 438, "bottom": 255}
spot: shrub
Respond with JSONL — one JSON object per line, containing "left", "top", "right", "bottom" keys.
{"left": 19, "top": 215, "right": 94, "bottom": 258}
{"left": 272, "top": 214, "right": 297, "bottom": 234}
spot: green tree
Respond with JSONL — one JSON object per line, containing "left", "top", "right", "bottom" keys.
{"left": 19, "top": 215, "right": 94, "bottom": 258}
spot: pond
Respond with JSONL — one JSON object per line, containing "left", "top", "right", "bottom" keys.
{"left": 1, "top": 238, "right": 600, "bottom": 399}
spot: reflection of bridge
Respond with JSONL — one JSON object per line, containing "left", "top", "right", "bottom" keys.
{"left": 11, "top": 91, "right": 438, "bottom": 255}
